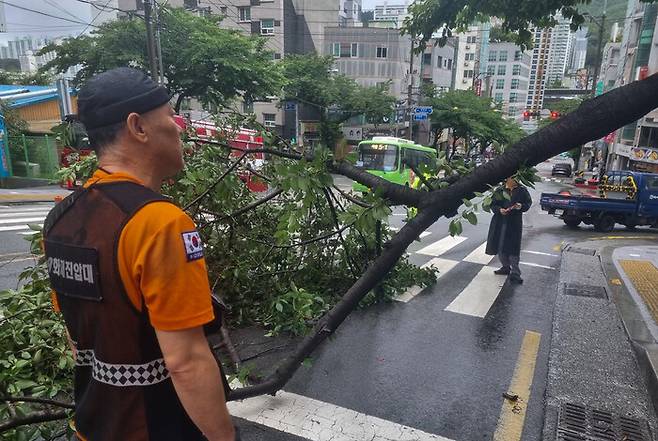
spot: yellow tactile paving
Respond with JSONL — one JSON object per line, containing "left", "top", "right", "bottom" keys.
{"left": 619, "top": 260, "right": 658, "bottom": 325}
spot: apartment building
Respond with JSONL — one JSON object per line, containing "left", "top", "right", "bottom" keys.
{"left": 569, "top": 27, "right": 588, "bottom": 72}
{"left": 606, "top": 0, "right": 658, "bottom": 173}
{"left": 373, "top": 1, "right": 410, "bottom": 28}
{"left": 453, "top": 25, "right": 490, "bottom": 92}
{"left": 546, "top": 14, "right": 574, "bottom": 85}
{"left": 486, "top": 42, "right": 531, "bottom": 121}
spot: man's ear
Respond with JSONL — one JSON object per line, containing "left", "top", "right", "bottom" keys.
{"left": 125, "top": 113, "right": 148, "bottom": 144}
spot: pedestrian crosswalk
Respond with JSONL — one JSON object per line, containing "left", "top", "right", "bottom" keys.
{"left": 395, "top": 230, "right": 559, "bottom": 319}
{"left": 0, "top": 205, "right": 51, "bottom": 235}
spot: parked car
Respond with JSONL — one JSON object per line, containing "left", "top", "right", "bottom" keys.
{"left": 552, "top": 163, "right": 572, "bottom": 177}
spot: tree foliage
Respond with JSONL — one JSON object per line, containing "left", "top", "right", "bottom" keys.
{"left": 39, "top": 7, "right": 282, "bottom": 113}
{"left": 280, "top": 54, "right": 396, "bottom": 147}
{"left": 402, "top": 0, "right": 657, "bottom": 50}
{"left": 425, "top": 90, "right": 524, "bottom": 156}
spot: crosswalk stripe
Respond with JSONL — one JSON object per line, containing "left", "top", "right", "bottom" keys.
{"left": 0, "top": 210, "right": 50, "bottom": 218}
{"left": 0, "top": 224, "right": 42, "bottom": 232}
{"left": 445, "top": 266, "right": 505, "bottom": 318}
{"left": 0, "top": 217, "right": 46, "bottom": 225}
{"left": 228, "top": 389, "right": 454, "bottom": 441}
{"left": 0, "top": 206, "right": 53, "bottom": 212}
{"left": 396, "top": 258, "right": 460, "bottom": 303}
{"left": 417, "top": 235, "right": 467, "bottom": 257}
{"left": 463, "top": 242, "right": 494, "bottom": 265}
{"left": 522, "top": 250, "right": 559, "bottom": 257}
{"left": 389, "top": 226, "right": 431, "bottom": 239}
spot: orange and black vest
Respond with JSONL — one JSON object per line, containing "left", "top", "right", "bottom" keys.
{"left": 43, "top": 181, "right": 204, "bottom": 441}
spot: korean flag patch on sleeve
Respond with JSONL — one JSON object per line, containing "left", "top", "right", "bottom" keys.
{"left": 182, "top": 231, "right": 204, "bottom": 262}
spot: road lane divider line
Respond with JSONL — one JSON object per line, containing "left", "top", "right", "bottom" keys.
{"left": 228, "top": 388, "right": 454, "bottom": 441}
{"left": 519, "top": 261, "right": 555, "bottom": 270}
{"left": 493, "top": 330, "right": 541, "bottom": 441}
{"left": 444, "top": 266, "right": 503, "bottom": 317}
{"left": 463, "top": 242, "right": 494, "bottom": 265}
{"left": 417, "top": 235, "right": 467, "bottom": 257}
{"left": 522, "top": 250, "right": 559, "bottom": 257}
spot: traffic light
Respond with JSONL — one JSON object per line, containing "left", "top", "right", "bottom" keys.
{"left": 550, "top": 111, "right": 561, "bottom": 120}
{"left": 523, "top": 111, "right": 530, "bottom": 121}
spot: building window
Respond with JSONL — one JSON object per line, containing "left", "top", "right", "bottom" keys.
{"left": 332, "top": 43, "right": 357, "bottom": 58}
{"left": 496, "top": 79, "right": 505, "bottom": 89}
{"left": 467, "top": 36, "right": 477, "bottom": 44}
{"left": 437, "top": 55, "right": 443, "bottom": 67}
{"left": 273, "top": 53, "right": 281, "bottom": 60}
{"left": 220, "top": 6, "right": 227, "bottom": 14}
{"left": 509, "top": 108, "right": 517, "bottom": 117}
{"left": 511, "top": 78, "right": 519, "bottom": 89}
{"left": 423, "top": 53, "right": 432, "bottom": 66}
{"left": 465, "top": 53, "right": 475, "bottom": 61}
{"left": 497, "top": 65, "right": 506, "bottom": 75}
{"left": 263, "top": 113, "right": 276, "bottom": 127}
{"left": 238, "top": 6, "right": 250, "bottom": 22}
{"left": 514, "top": 50, "right": 522, "bottom": 61}
{"left": 351, "top": 43, "right": 358, "bottom": 57}
{"left": 513, "top": 64, "right": 521, "bottom": 75}
{"left": 464, "top": 70, "right": 474, "bottom": 78}
{"left": 376, "top": 47, "right": 388, "bottom": 58}
{"left": 487, "top": 65, "right": 495, "bottom": 76}
{"left": 510, "top": 93, "right": 518, "bottom": 103}
{"left": 447, "top": 59, "right": 452, "bottom": 70}
{"left": 494, "top": 92, "right": 504, "bottom": 102}
{"left": 260, "top": 19, "right": 274, "bottom": 35}
{"left": 488, "top": 51, "right": 497, "bottom": 62}
{"left": 499, "top": 51, "right": 508, "bottom": 62}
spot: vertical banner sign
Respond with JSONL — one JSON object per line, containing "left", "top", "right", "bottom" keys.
{"left": 0, "top": 116, "right": 10, "bottom": 178}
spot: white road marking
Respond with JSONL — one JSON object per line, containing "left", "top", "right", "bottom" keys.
{"left": 228, "top": 390, "right": 454, "bottom": 441}
{"left": 396, "top": 258, "right": 460, "bottom": 303}
{"left": 522, "top": 250, "right": 558, "bottom": 257}
{"left": 19, "top": 231, "right": 39, "bottom": 235}
{"left": 0, "top": 224, "right": 42, "bottom": 232}
{"left": 389, "top": 227, "right": 430, "bottom": 239}
{"left": 417, "top": 236, "right": 467, "bottom": 257}
{"left": 463, "top": 242, "right": 494, "bottom": 265}
{"left": 0, "top": 210, "right": 50, "bottom": 218}
{"left": 445, "top": 266, "right": 504, "bottom": 318}
{"left": 0, "top": 206, "right": 53, "bottom": 212}
{"left": 395, "top": 285, "right": 424, "bottom": 303}
{"left": 0, "top": 217, "right": 46, "bottom": 225}
{"left": 519, "top": 261, "right": 555, "bottom": 270}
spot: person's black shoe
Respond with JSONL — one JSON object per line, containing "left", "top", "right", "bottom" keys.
{"left": 494, "top": 267, "right": 511, "bottom": 275}
{"left": 509, "top": 274, "right": 524, "bottom": 284}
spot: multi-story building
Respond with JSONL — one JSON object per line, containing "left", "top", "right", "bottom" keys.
{"left": 546, "top": 13, "right": 573, "bottom": 85}
{"left": 526, "top": 27, "right": 552, "bottom": 115}
{"left": 340, "top": 0, "right": 361, "bottom": 25}
{"left": 605, "top": 0, "right": 658, "bottom": 173}
{"left": 420, "top": 39, "right": 456, "bottom": 93}
{"left": 599, "top": 41, "right": 622, "bottom": 92}
{"left": 454, "top": 25, "right": 490, "bottom": 91}
{"left": 486, "top": 42, "right": 531, "bottom": 121}
{"left": 373, "top": 1, "right": 410, "bottom": 28}
{"left": 569, "top": 27, "right": 588, "bottom": 72}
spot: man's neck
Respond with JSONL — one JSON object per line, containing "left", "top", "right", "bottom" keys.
{"left": 98, "top": 162, "right": 163, "bottom": 193}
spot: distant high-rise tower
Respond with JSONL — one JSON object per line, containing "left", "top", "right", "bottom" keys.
{"left": 570, "top": 27, "right": 588, "bottom": 71}
{"left": 546, "top": 13, "right": 574, "bottom": 85}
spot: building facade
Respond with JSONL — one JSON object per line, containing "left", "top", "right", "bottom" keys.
{"left": 569, "top": 27, "right": 588, "bottom": 72}
{"left": 546, "top": 14, "right": 574, "bottom": 85}
{"left": 373, "top": 1, "right": 410, "bottom": 27}
{"left": 486, "top": 42, "right": 531, "bottom": 121}
{"left": 526, "top": 27, "right": 552, "bottom": 115}
{"left": 453, "top": 25, "right": 490, "bottom": 91}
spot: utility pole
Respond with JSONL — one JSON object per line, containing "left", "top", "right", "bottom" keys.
{"left": 144, "top": 0, "right": 159, "bottom": 81}
{"left": 407, "top": 38, "right": 415, "bottom": 141}
{"left": 590, "top": 0, "right": 608, "bottom": 93}
{"left": 153, "top": 1, "right": 165, "bottom": 85}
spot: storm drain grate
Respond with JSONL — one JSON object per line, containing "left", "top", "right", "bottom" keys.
{"left": 565, "top": 247, "right": 597, "bottom": 256}
{"left": 557, "top": 402, "right": 652, "bottom": 441}
{"left": 563, "top": 283, "right": 608, "bottom": 299}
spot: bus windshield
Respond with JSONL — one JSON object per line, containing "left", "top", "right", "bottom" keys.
{"left": 358, "top": 144, "right": 399, "bottom": 172}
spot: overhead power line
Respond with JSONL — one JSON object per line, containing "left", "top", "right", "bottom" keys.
{"left": 0, "top": 0, "right": 97, "bottom": 28}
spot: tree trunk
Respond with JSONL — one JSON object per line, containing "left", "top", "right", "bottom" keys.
{"left": 174, "top": 94, "right": 187, "bottom": 114}
{"left": 225, "top": 73, "right": 658, "bottom": 400}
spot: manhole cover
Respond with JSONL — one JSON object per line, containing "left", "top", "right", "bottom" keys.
{"left": 566, "top": 247, "right": 597, "bottom": 256}
{"left": 557, "top": 402, "right": 652, "bottom": 441}
{"left": 563, "top": 284, "right": 608, "bottom": 299}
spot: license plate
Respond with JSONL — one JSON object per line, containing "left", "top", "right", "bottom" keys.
{"left": 555, "top": 209, "right": 564, "bottom": 215}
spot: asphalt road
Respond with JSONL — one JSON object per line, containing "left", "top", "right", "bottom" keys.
{"left": 1, "top": 162, "right": 655, "bottom": 440}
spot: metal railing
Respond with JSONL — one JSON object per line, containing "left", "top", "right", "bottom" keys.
{"left": 7, "top": 134, "right": 59, "bottom": 180}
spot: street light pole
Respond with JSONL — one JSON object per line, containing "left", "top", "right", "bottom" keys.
{"left": 408, "top": 38, "right": 415, "bottom": 141}
{"left": 590, "top": 0, "right": 608, "bottom": 93}
{"left": 144, "top": 0, "right": 159, "bottom": 80}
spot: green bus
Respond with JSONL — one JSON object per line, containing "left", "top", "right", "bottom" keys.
{"left": 352, "top": 137, "right": 438, "bottom": 192}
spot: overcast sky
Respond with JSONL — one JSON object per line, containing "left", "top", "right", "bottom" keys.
{"left": 0, "top": 0, "right": 93, "bottom": 44}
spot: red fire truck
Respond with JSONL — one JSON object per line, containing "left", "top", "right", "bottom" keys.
{"left": 173, "top": 115, "right": 268, "bottom": 192}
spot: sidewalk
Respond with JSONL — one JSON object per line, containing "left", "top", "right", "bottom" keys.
{"left": 542, "top": 237, "right": 658, "bottom": 440}
{"left": 0, "top": 185, "right": 71, "bottom": 204}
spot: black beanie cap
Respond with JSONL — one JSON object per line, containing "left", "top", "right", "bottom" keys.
{"left": 77, "top": 67, "right": 171, "bottom": 130}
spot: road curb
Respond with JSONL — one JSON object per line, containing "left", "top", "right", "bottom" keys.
{"left": 0, "top": 194, "right": 68, "bottom": 204}
{"left": 598, "top": 244, "right": 658, "bottom": 417}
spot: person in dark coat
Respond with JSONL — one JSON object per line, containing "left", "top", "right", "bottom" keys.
{"left": 485, "top": 177, "right": 533, "bottom": 284}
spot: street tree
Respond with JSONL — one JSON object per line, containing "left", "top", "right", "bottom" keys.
{"left": 425, "top": 89, "right": 524, "bottom": 157}
{"left": 39, "top": 7, "right": 282, "bottom": 113}
{"left": 280, "top": 54, "right": 396, "bottom": 147}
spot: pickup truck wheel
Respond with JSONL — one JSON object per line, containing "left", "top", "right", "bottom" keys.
{"left": 595, "top": 215, "right": 615, "bottom": 233}
{"left": 563, "top": 216, "right": 581, "bottom": 228}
